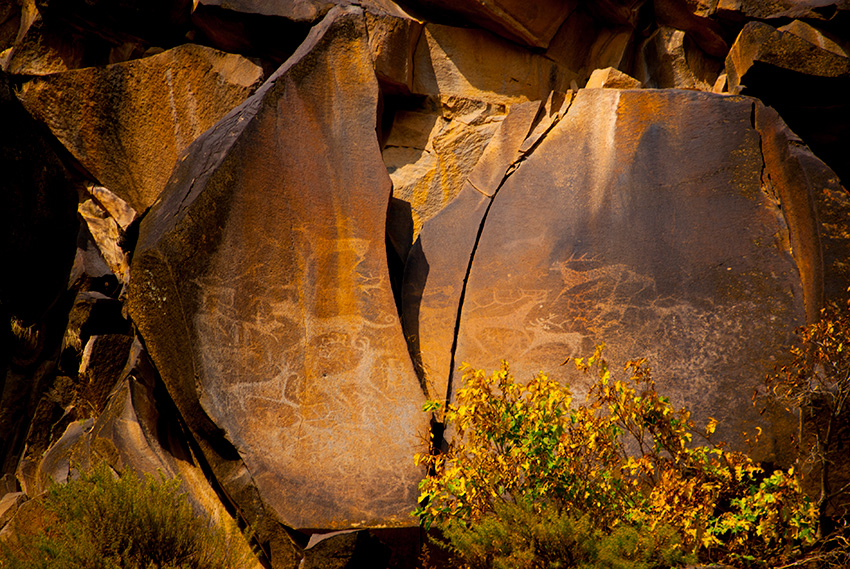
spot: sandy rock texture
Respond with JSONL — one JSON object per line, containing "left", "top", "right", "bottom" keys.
{"left": 1, "top": 0, "right": 848, "bottom": 566}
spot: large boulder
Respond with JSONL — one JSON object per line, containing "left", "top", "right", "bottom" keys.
{"left": 129, "top": 6, "right": 428, "bottom": 543}
{"left": 16, "top": 44, "right": 263, "bottom": 212}
{"left": 406, "top": 88, "right": 827, "bottom": 460}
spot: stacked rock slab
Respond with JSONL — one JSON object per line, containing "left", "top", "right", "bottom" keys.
{"left": 726, "top": 20, "right": 850, "bottom": 186}
{"left": 397, "top": 0, "right": 578, "bottom": 48}
{"left": 16, "top": 44, "right": 263, "bottom": 212}
{"left": 407, "top": 88, "right": 825, "bottom": 461}
{"left": 129, "top": 6, "right": 428, "bottom": 549}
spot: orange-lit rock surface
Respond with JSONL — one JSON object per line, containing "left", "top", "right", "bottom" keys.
{"left": 726, "top": 20, "right": 850, "bottom": 185}
{"left": 407, "top": 89, "right": 828, "bottom": 461}
{"left": 1, "top": 0, "right": 849, "bottom": 564}
{"left": 129, "top": 6, "right": 428, "bottom": 537}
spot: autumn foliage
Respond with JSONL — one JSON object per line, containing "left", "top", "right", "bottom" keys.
{"left": 415, "top": 347, "right": 819, "bottom": 568}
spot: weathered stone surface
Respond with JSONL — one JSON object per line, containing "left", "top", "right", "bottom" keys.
{"left": 0, "top": 10, "right": 93, "bottom": 75}
{"left": 0, "top": 496, "right": 48, "bottom": 545}
{"left": 17, "top": 44, "right": 263, "bottom": 212}
{"left": 726, "top": 20, "right": 850, "bottom": 185}
{"left": 411, "top": 89, "right": 821, "bottom": 460}
{"left": 403, "top": 99, "right": 548, "bottom": 400}
{"left": 129, "top": 5, "right": 427, "bottom": 534}
{"left": 77, "top": 333, "right": 134, "bottom": 415}
{"left": 68, "top": 225, "right": 122, "bottom": 297}
{"left": 382, "top": 95, "right": 506, "bottom": 238}
{"left": 78, "top": 197, "right": 131, "bottom": 288}
{"left": 727, "top": 21, "right": 850, "bottom": 85}
{"left": 586, "top": 66, "right": 642, "bottom": 89}
{"left": 0, "top": 492, "right": 25, "bottom": 530}
{"left": 0, "top": 0, "right": 21, "bottom": 52}
{"left": 412, "top": 22, "right": 578, "bottom": 104}
{"left": 466, "top": 98, "right": 544, "bottom": 195}
{"left": 654, "top": 0, "right": 728, "bottom": 57}
{"left": 397, "top": 0, "right": 577, "bottom": 48}
{"left": 88, "top": 184, "right": 137, "bottom": 231}
{"left": 366, "top": 8, "right": 421, "bottom": 93}
{"left": 544, "top": 4, "right": 639, "bottom": 84}
{"left": 20, "top": 337, "right": 269, "bottom": 567}
{"left": 755, "top": 103, "right": 850, "bottom": 304}
{"left": 779, "top": 19, "right": 849, "bottom": 57}
{"left": 633, "top": 26, "right": 723, "bottom": 89}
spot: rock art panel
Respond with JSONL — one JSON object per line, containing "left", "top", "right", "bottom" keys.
{"left": 403, "top": 97, "right": 561, "bottom": 401}
{"left": 129, "top": 5, "right": 428, "bottom": 535}
{"left": 17, "top": 44, "right": 263, "bottom": 212}
{"left": 414, "top": 89, "right": 820, "bottom": 460}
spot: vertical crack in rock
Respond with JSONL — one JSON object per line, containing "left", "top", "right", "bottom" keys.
{"left": 444, "top": 91, "right": 576, "bottom": 405}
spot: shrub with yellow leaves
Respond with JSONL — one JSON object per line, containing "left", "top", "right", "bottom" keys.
{"left": 414, "top": 346, "right": 818, "bottom": 568}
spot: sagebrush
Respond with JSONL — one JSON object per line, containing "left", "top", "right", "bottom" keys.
{"left": 0, "top": 462, "right": 254, "bottom": 569}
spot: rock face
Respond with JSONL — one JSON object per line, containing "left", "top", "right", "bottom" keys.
{"left": 17, "top": 44, "right": 263, "bottom": 212}
{"left": 2, "top": 0, "right": 850, "bottom": 566}
{"left": 406, "top": 89, "right": 822, "bottom": 459}
{"left": 129, "top": 6, "right": 428, "bottom": 539}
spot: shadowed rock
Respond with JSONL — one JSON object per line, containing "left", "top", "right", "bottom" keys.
{"left": 129, "top": 5, "right": 428, "bottom": 540}
{"left": 726, "top": 20, "right": 850, "bottom": 185}
{"left": 396, "top": 0, "right": 578, "bottom": 49}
